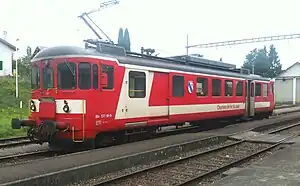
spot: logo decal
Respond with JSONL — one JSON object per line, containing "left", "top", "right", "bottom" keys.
{"left": 187, "top": 81, "right": 194, "bottom": 94}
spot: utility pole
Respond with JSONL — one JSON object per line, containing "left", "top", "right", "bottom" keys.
{"left": 15, "top": 38, "right": 19, "bottom": 98}
{"left": 186, "top": 34, "right": 189, "bottom": 56}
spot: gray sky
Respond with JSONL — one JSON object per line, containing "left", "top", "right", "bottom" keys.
{"left": 1, "top": 0, "right": 299, "bottom": 69}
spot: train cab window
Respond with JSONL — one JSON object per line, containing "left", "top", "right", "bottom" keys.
{"left": 212, "top": 79, "right": 221, "bottom": 96}
{"left": 129, "top": 71, "right": 146, "bottom": 98}
{"left": 255, "top": 83, "right": 261, "bottom": 96}
{"left": 42, "top": 66, "right": 54, "bottom": 89}
{"left": 172, "top": 75, "right": 184, "bottom": 97}
{"left": 236, "top": 81, "right": 243, "bottom": 96}
{"left": 57, "top": 62, "right": 77, "bottom": 90}
{"left": 101, "top": 65, "right": 114, "bottom": 89}
{"left": 263, "top": 84, "right": 268, "bottom": 97}
{"left": 225, "top": 80, "right": 233, "bottom": 96}
{"left": 31, "top": 66, "right": 40, "bottom": 89}
{"left": 79, "top": 62, "right": 91, "bottom": 90}
{"left": 196, "top": 77, "right": 208, "bottom": 96}
{"left": 93, "top": 64, "right": 99, "bottom": 89}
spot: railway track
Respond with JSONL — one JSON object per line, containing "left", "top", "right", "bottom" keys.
{"left": 90, "top": 122, "right": 300, "bottom": 186}
{"left": 0, "top": 136, "right": 32, "bottom": 148}
{"left": 0, "top": 150, "right": 66, "bottom": 167}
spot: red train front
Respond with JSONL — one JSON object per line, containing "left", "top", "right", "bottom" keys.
{"left": 11, "top": 44, "right": 275, "bottom": 149}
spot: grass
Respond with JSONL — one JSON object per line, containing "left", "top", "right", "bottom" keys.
{"left": 0, "top": 77, "right": 31, "bottom": 138}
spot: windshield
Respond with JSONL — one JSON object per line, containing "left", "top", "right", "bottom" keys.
{"left": 42, "top": 65, "right": 54, "bottom": 89}
{"left": 31, "top": 66, "right": 40, "bottom": 89}
{"left": 57, "top": 61, "right": 77, "bottom": 89}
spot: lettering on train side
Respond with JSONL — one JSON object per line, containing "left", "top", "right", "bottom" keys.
{"left": 217, "top": 104, "right": 240, "bottom": 110}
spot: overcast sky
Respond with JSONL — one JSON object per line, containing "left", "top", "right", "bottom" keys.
{"left": 1, "top": 0, "right": 299, "bottom": 69}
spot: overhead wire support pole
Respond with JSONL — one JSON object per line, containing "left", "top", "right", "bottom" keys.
{"left": 187, "top": 33, "right": 300, "bottom": 49}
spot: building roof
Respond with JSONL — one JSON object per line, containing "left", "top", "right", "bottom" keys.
{"left": 0, "top": 38, "right": 16, "bottom": 51}
{"left": 277, "top": 62, "right": 300, "bottom": 77}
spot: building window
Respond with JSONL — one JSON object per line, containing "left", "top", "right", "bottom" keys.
{"left": 0, "top": 61, "right": 2, "bottom": 70}
{"left": 236, "top": 81, "right": 243, "bottom": 96}
{"left": 225, "top": 80, "right": 233, "bottom": 96}
{"left": 93, "top": 64, "right": 98, "bottom": 89}
{"left": 129, "top": 71, "right": 146, "bottom": 98}
{"left": 263, "top": 84, "right": 268, "bottom": 97}
{"left": 212, "top": 79, "right": 221, "bottom": 96}
{"left": 78, "top": 62, "right": 91, "bottom": 90}
{"left": 101, "top": 64, "right": 114, "bottom": 89}
{"left": 57, "top": 62, "right": 77, "bottom": 90}
{"left": 172, "top": 75, "right": 184, "bottom": 97}
{"left": 255, "top": 83, "right": 261, "bottom": 96}
{"left": 196, "top": 77, "right": 208, "bottom": 96}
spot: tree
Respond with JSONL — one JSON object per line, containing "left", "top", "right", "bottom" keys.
{"left": 268, "top": 44, "right": 282, "bottom": 78}
{"left": 117, "top": 28, "right": 124, "bottom": 47}
{"left": 117, "top": 27, "right": 131, "bottom": 51}
{"left": 242, "top": 45, "right": 282, "bottom": 78}
{"left": 12, "top": 46, "right": 32, "bottom": 80}
{"left": 123, "top": 28, "right": 131, "bottom": 51}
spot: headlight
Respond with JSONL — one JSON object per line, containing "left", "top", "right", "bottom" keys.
{"left": 63, "top": 100, "right": 70, "bottom": 113}
{"left": 30, "top": 100, "right": 36, "bottom": 112}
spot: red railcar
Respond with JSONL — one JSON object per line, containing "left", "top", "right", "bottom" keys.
{"left": 11, "top": 43, "right": 275, "bottom": 148}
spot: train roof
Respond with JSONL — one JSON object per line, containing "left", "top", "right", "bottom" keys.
{"left": 32, "top": 44, "right": 270, "bottom": 81}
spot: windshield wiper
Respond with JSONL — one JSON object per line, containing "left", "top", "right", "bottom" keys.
{"left": 64, "top": 60, "right": 75, "bottom": 77}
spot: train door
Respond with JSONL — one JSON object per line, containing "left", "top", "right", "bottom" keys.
{"left": 124, "top": 68, "right": 149, "bottom": 126}
{"left": 248, "top": 80, "right": 255, "bottom": 116}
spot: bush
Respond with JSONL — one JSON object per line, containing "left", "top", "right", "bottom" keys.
{"left": 0, "top": 77, "right": 30, "bottom": 138}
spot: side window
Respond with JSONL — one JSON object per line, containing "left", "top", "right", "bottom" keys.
{"left": 172, "top": 75, "right": 184, "bottom": 97}
{"left": 225, "top": 80, "right": 233, "bottom": 96}
{"left": 78, "top": 62, "right": 91, "bottom": 90}
{"left": 101, "top": 64, "right": 114, "bottom": 89}
{"left": 236, "top": 81, "right": 243, "bottom": 96}
{"left": 212, "top": 79, "right": 221, "bottom": 96}
{"left": 31, "top": 66, "right": 40, "bottom": 89}
{"left": 196, "top": 77, "right": 208, "bottom": 96}
{"left": 42, "top": 66, "right": 54, "bottom": 89}
{"left": 263, "top": 84, "right": 268, "bottom": 97}
{"left": 0, "top": 61, "right": 3, "bottom": 70}
{"left": 255, "top": 83, "right": 261, "bottom": 96}
{"left": 57, "top": 62, "right": 77, "bottom": 90}
{"left": 129, "top": 71, "right": 146, "bottom": 98}
{"left": 93, "top": 64, "right": 98, "bottom": 89}
{"left": 251, "top": 83, "right": 254, "bottom": 97}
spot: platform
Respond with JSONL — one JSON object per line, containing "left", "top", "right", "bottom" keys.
{"left": 211, "top": 139, "right": 300, "bottom": 186}
{"left": 229, "top": 131, "right": 297, "bottom": 144}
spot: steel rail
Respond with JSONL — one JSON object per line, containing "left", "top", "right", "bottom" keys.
{"left": 93, "top": 122, "right": 300, "bottom": 186}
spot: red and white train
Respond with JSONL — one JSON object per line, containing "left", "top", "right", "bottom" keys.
{"left": 11, "top": 42, "right": 275, "bottom": 148}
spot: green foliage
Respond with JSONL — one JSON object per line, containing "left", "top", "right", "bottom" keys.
{"left": 117, "top": 27, "right": 131, "bottom": 51}
{"left": 123, "top": 28, "right": 131, "bottom": 51}
{"left": 117, "top": 28, "right": 124, "bottom": 47}
{"left": 0, "top": 47, "right": 32, "bottom": 138}
{"left": 242, "top": 44, "right": 282, "bottom": 78}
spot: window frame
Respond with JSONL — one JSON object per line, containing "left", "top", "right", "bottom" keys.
{"left": 235, "top": 80, "right": 243, "bottom": 97}
{"left": 196, "top": 77, "right": 208, "bottom": 97}
{"left": 212, "top": 79, "right": 221, "bottom": 97}
{"left": 255, "top": 83, "right": 262, "bottom": 97}
{"left": 172, "top": 75, "right": 184, "bottom": 97}
{"left": 128, "top": 71, "right": 146, "bottom": 98}
{"left": 57, "top": 61, "right": 77, "bottom": 90}
{"left": 93, "top": 64, "right": 99, "bottom": 89}
{"left": 101, "top": 64, "right": 114, "bottom": 90}
{"left": 78, "top": 62, "right": 91, "bottom": 90}
{"left": 224, "top": 79, "right": 233, "bottom": 97}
